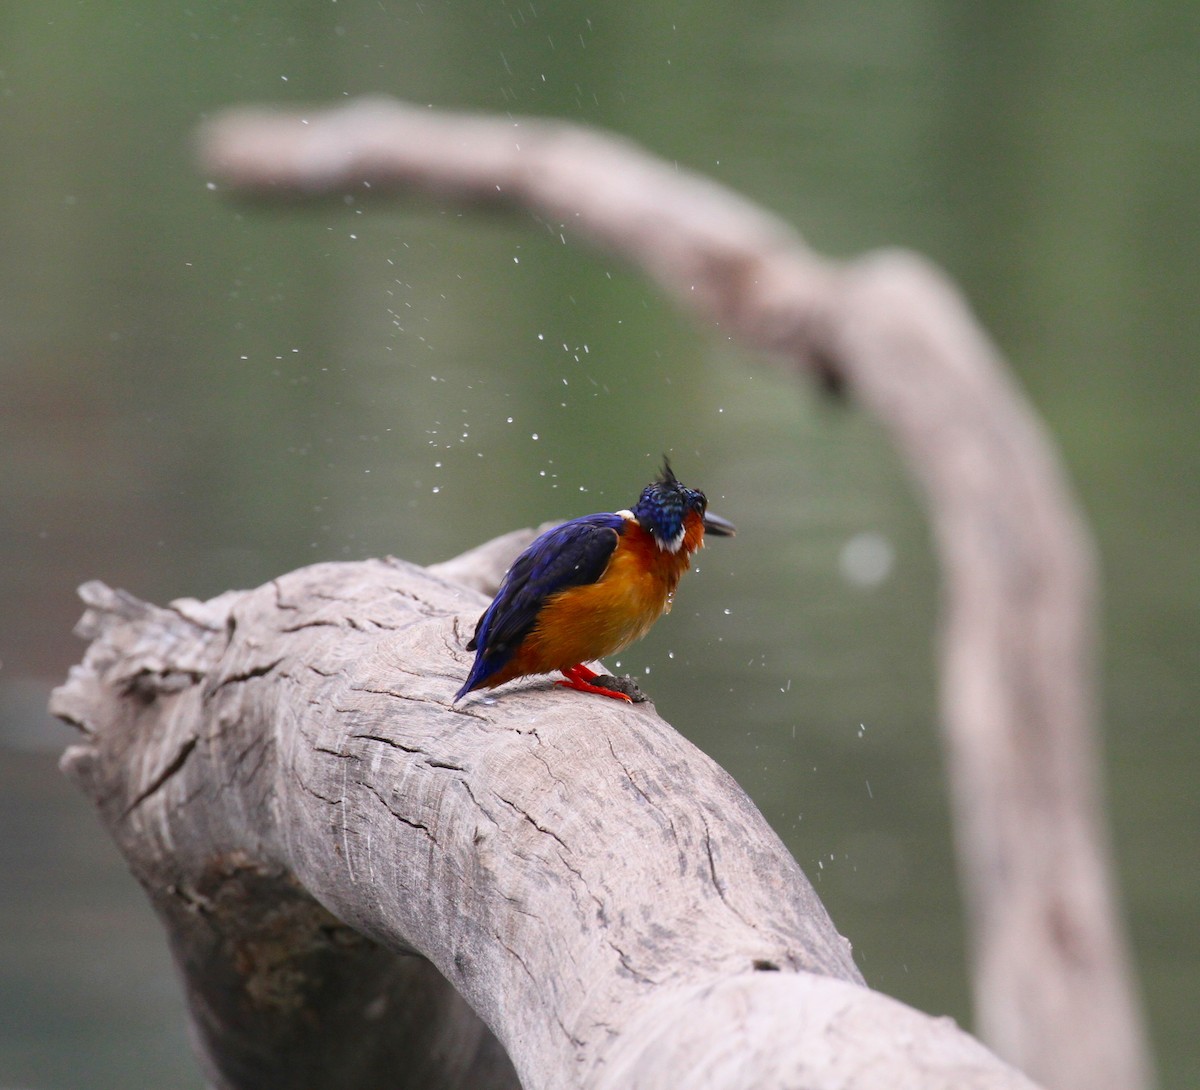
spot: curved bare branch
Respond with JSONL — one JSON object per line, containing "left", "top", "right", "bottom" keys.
{"left": 190, "top": 98, "right": 1154, "bottom": 1090}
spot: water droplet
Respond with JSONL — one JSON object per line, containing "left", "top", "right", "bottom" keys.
{"left": 839, "top": 532, "right": 894, "bottom": 588}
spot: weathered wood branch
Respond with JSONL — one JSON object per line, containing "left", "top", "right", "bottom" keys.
{"left": 52, "top": 554, "right": 1038, "bottom": 1090}
{"left": 194, "top": 98, "right": 1153, "bottom": 1090}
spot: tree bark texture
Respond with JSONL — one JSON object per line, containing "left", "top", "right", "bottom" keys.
{"left": 195, "top": 98, "right": 1153, "bottom": 1090}
{"left": 53, "top": 562, "right": 1038, "bottom": 1090}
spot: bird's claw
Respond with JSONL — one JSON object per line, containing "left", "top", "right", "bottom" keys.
{"left": 592, "top": 674, "right": 650, "bottom": 703}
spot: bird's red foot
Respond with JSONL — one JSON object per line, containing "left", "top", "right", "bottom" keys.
{"left": 555, "top": 664, "right": 648, "bottom": 703}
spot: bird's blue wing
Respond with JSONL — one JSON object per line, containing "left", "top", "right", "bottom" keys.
{"left": 469, "top": 513, "right": 624, "bottom": 656}
{"left": 457, "top": 514, "right": 623, "bottom": 696}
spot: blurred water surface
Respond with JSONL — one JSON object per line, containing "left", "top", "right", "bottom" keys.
{"left": 1, "top": 3, "right": 1196, "bottom": 1087}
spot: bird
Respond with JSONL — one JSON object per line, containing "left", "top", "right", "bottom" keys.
{"left": 454, "top": 459, "right": 735, "bottom": 703}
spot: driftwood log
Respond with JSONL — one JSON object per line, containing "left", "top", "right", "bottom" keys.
{"left": 191, "top": 99, "right": 1153, "bottom": 1090}
{"left": 52, "top": 548, "right": 1039, "bottom": 1090}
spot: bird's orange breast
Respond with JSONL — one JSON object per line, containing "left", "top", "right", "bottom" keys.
{"left": 495, "top": 512, "right": 705, "bottom": 681}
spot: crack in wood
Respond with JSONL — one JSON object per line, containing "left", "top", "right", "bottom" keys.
{"left": 122, "top": 734, "right": 199, "bottom": 817}
{"left": 699, "top": 812, "right": 758, "bottom": 931}
{"left": 349, "top": 732, "right": 423, "bottom": 754}
{"left": 206, "top": 657, "right": 284, "bottom": 695}
{"left": 492, "top": 792, "right": 572, "bottom": 855}
{"left": 360, "top": 781, "right": 436, "bottom": 841}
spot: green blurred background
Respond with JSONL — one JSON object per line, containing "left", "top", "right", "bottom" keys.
{"left": 1, "top": 3, "right": 1196, "bottom": 1087}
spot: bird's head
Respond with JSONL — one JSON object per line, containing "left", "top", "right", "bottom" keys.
{"left": 630, "top": 459, "right": 735, "bottom": 552}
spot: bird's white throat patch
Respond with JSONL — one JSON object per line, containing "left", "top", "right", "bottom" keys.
{"left": 657, "top": 529, "right": 686, "bottom": 553}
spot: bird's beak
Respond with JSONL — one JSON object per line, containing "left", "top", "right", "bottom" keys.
{"left": 703, "top": 511, "right": 737, "bottom": 537}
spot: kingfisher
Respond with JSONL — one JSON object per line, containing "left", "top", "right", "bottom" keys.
{"left": 454, "top": 460, "right": 735, "bottom": 703}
